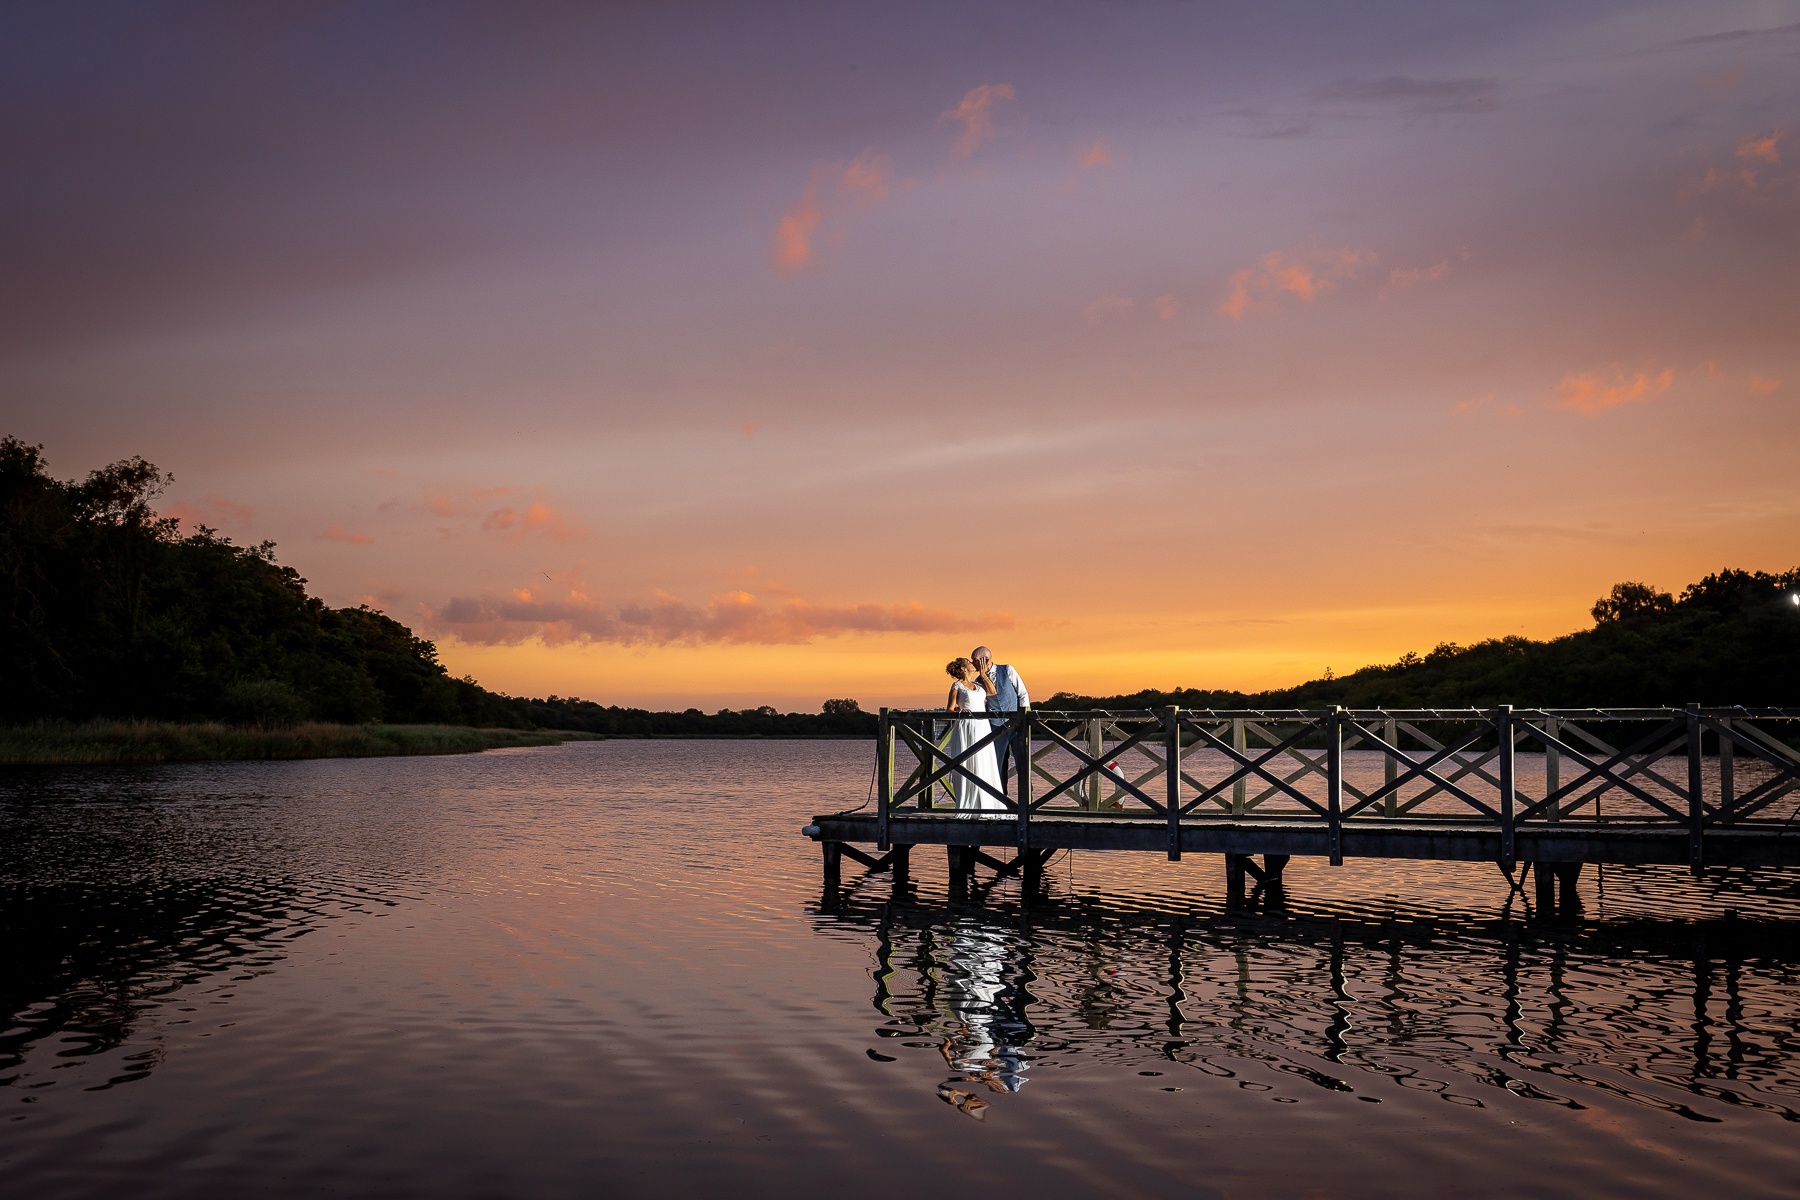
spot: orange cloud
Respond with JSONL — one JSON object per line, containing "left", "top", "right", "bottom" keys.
{"left": 1736, "top": 131, "right": 1782, "bottom": 165}
{"left": 1454, "top": 393, "right": 1493, "bottom": 417}
{"left": 1218, "top": 244, "right": 1378, "bottom": 319}
{"left": 838, "top": 149, "right": 894, "bottom": 201}
{"left": 941, "top": 83, "right": 1015, "bottom": 158}
{"left": 319, "top": 524, "right": 374, "bottom": 545}
{"left": 771, "top": 183, "right": 823, "bottom": 274}
{"left": 770, "top": 151, "right": 899, "bottom": 275}
{"left": 1747, "top": 375, "right": 1782, "bottom": 396}
{"left": 165, "top": 493, "right": 253, "bottom": 530}
{"left": 1686, "top": 164, "right": 1761, "bottom": 198}
{"left": 483, "top": 499, "right": 586, "bottom": 542}
{"left": 426, "top": 584, "right": 1011, "bottom": 647}
{"left": 1683, "top": 132, "right": 1799, "bottom": 205}
{"left": 1154, "top": 294, "right": 1179, "bottom": 321}
{"left": 1083, "top": 294, "right": 1134, "bottom": 322}
{"left": 1705, "top": 65, "right": 1743, "bottom": 96}
{"left": 1555, "top": 367, "right": 1675, "bottom": 416}
{"left": 1079, "top": 141, "right": 1112, "bottom": 169}
{"left": 1385, "top": 249, "right": 1467, "bottom": 294}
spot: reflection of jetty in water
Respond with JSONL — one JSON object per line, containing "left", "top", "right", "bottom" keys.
{"left": 818, "top": 880, "right": 1800, "bottom": 1123}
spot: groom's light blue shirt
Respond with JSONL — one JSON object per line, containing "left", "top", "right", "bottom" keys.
{"left": 989, "top": 664, "right": 1029, "bottom": 730}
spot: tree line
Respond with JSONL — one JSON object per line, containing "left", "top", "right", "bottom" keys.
{"left": 6, "top": 437, "right": 1794, "bottom": 734}
{"left": 0, "top": 438, "right": 872, "bottom": 735}
{"left": 1049, "top": 573, "right": 1800, "bottom": 712}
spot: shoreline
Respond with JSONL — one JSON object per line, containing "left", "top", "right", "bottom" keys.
{"left": 0, "top": 720, "right": 595, "bottom": 766}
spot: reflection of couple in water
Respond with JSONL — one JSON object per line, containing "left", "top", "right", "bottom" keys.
{"left": 942, "top": 645, "right": 1030, "bottom": 816}
{"left": 935, "top": 922, "right": 1030, "bottom": 1119}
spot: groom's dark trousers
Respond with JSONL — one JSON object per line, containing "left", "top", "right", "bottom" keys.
{"left": 995, "top": 719, "right": 1028, "bottom": 802}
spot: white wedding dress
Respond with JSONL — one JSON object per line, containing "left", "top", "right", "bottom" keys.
{"left": 947, "top": 683, "right": 1008, "bottom": 815}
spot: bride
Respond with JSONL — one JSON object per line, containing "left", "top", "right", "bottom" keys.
{"left": 943, "top": 658, "right": 1007, "bottom": 815}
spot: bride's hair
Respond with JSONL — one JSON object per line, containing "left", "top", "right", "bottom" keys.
{"left": 945, "top": 657, "right": 971, "bottom": 679}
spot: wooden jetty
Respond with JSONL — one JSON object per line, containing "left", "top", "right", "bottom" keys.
{"left": 803, "top": 706, "right": 1800, "bottom": 907}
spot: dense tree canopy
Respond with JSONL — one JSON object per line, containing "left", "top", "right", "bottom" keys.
{"left": 1051, "top": 571, "right": 1800, "bottom": 712}
{"left": 0, "top": 438, "right": 875, "bottom": 735}
{"left": 0, "top": 438, "right": 522, "bottom": 727}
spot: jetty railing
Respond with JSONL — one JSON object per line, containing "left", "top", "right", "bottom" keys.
{"left": 874, "top": 706, "right": 1800, "bottom": 871}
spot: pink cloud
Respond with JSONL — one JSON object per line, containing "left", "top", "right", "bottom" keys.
{"left": 1079, "top": 141, "right": 1112, "bottom": 169}
{"left": 941, "top": 83, "right": 1015, "bottom": 159}
{"left": 1454, "top": 393, "right": 1493, "bottom": 417}
{"left": 838, "top": 149, "right": 894, "bottom": 202}
{"left": 1384, "top": 249, "right": 1467, "bottom": 294}
{"left": 411, "top": 487, "right": 589, "bottom": 542}
{"left": 165, "top": 493, "right": 253, "bottom": 531}
{"left": 770, "top": 150, "right": 901, "bottom": 276}
{"left": 1747, "top": 375, "right": 1782, "bottom": 396}
{"left": 1682, "top": 133, "right": 1799, "bottom": 205}
{"left": 1154, "top": 294, "right": 1179, "bottom": 321}
{"left": 771, "top": 183, "right": 823, "bottom": 274}
{"left": 319, "top": 524, "right": 374, "bottom": 545}
{"left": 482, "top": 498, "right": 586, "bottom": 542}
{"left": 423, "top": 583, "right": 1011, "bottom": 647}
{"left": 1736, "top": 131, "right": 1783, "bottom": 165}
{"left": 1555, "top": 367, "right": 1675, "bottom": 416}
{"left": 1218, "top": 244, "right": 1378, "bottom": 319}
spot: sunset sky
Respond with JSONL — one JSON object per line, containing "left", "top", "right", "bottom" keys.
{"left": 4, "top": 3, "right": 1797, "bottom": 710}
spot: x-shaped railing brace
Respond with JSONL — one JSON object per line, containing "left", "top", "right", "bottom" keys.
{"left": 894, "top": 719, "right": 1017, "bottom": 811}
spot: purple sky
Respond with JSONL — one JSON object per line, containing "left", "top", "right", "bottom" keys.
{"left": 4, "top": 3, "right": 1797, "bottom": 707}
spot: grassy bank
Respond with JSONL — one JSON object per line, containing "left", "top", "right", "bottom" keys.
{"left": 0, "top": 720, "right": 586, "bottom": 765}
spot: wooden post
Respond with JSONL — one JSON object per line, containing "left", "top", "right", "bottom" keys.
{"left": 1687, "top": 703, "right": 1704, "bottom": 876}
{"left": 1383, "top": 715, "right": 1398, "bottom": 818}
{"left": 1016, "top": 713, "right": 1031, "bottom": 853}
{"left": 1263, "top": 854, "right": 1289, "bottom": 886}
{"left": 1225, "top": 853, "right": 1247, "bottom": 905}
{"left": 1166, "top": 708, "right": 1182, "bottom": 861}
{"left": 1554, "top": 862, "right": 1582, "bottom": 913}
{"left": 1326, "top": 708, "right": 1343, "bottom": 866}
{"left": 1720, "top": 718, "right": 1735, "bottom": 823}
{"left": 1497, "top": 705, "right": 1515, "bottom": 871}
{"left": 822, "top": 840, "right": 842, "bottom": 888}
{"left": 1534, "top": 861, "right": 1555, "bottom": 912}
{"left": 1232, "top": 718, "right": 1248, "bottom": 815}
{"left": 1023, "top": 848, "right": 1046, "bottom": 898}
{"left": 1087, "top": 717, "right": 1104, "bottom": 810}
{"left": 1545, "top": 715, "right": 1561, "bottom": 824}
{"left": 877, "top": 708, "right": 894, "bottom": 851}
{"left": 891, "top": 843, "right": 911, "bottom": 885}
{"left": 948, "top": 844, "right": 970, "bottom": 900}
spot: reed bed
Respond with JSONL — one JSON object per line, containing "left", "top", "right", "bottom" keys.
{"left": 0, "top": 720, "right": 579, "bottom": 765}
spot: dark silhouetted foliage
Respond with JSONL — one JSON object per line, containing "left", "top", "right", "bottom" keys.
{"left": 1050, "top": 567, "right": 1800, "bottom": 712}
{"left": 0, "top": 438, "right": 877, "bottom": 737}
{"left": 0, "top": 438, "right": 527, "bottom": 728}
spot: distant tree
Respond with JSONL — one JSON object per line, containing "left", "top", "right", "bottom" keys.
{"left": 1054, "top": 570, "right": 1800, "bottom": 711}
{"left": 1591, "top": 581, "right": 1674, "bottom": 624}
{"left": 821, "top": 698, "right": 861, "bottom": 715}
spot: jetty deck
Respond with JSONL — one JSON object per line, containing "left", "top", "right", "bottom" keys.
{"left": 803, "top": 706, "right": 1800, "bottom": 908}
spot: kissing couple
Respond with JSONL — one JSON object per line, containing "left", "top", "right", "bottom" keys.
{"left": 942, "top": 646, "right": 1030, "bottom": 816}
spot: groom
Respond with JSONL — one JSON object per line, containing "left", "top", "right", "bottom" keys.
{"left": 971, "top": 646, "right": 1030, "bottom": 800}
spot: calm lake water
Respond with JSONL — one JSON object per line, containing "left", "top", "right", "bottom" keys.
{"left": 4, "top": 739, "right": 1800, "bottom": 1198}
